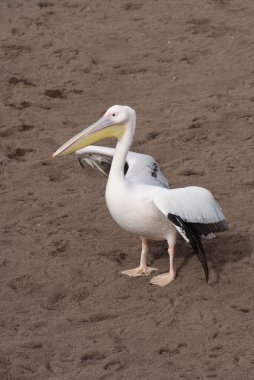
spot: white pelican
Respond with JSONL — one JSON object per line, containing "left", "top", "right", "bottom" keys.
{"left": 53, "top": 105, "right": 228, "bottom": 287}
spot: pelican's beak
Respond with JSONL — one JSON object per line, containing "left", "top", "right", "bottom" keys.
{"left": 52, "top": 116, "right": 125, "bottom": 158}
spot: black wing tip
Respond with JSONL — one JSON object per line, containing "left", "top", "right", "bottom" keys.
{"left": 78, "top": 157, "right": 85, "bottom": 169}
{"left": 205, "top": 265, "right": 209, "bottom": 284}
{"left": 168, "top": 213, "right": 210, "bottom": 283}
{"left": 192, "top": 220, "right": 229, "bottom": 236}
{"left": 77, "top": 155, "right": 129, "bottom": 177}
{"left": 222, "top": 219, "right": 229, "bottom": 231}
{"left": 124, "top": 162, "right": 129, "bottom": 175}
{"left": 195, "top": 246, "right": 209, "bottom": 284}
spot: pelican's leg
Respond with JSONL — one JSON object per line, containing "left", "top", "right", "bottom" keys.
{"left": 150, "top": 246, "right": 176, "bottom": 287}
{"left": 121, "top": 237, "right": 158, "bottom": 277}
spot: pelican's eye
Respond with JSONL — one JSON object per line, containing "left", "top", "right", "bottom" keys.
{"left": 112, "top": 113, "right": 116, "bottom": 117}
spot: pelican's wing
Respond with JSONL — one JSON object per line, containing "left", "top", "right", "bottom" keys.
{"left": 76, "top": 146, "right": 129, "bottom": 177}
{"left": 76, "top": 146, "right": 169, "bottom": 188}
{"left": 153, "top": 186, "right": 228, "bottom": 282}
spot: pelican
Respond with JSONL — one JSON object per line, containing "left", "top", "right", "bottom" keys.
{"left": 53, "top": 105, "right": 228, "bottom": 287}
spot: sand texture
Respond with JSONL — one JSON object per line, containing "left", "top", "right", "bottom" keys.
{"left": 0, "top": 0, "right": 254, "bottom": 379}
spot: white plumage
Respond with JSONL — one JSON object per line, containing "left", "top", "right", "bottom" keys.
{"left": 154, "top": 186, "right": 226, "bottom": 224}
{"left": 53, "top": 105, "right": 228, "bottom": 287}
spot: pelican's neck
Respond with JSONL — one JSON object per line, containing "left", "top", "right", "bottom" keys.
{"left": 110, "top": 121, "right": 134, "bottom": 181}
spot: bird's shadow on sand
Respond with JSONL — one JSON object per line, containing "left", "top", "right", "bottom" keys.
{"left": 148, "top": 232, "right": 252, "bottom": 284}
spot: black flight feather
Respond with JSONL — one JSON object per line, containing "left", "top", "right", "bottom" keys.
{"left": 168, "top": 213, "right": 210, "bottom": 283}
{"left": 78, "top": 155, "right": 129, "bottom": 176}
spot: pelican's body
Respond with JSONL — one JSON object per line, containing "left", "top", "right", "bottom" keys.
{"left": 106, "top": 181, "right": 175, "bottom": 241}
{"left": 53, "top": 105, "right": 228, "bottom": 286}
{"left": 77, "top": 145, "right": 173, "bottom": 239}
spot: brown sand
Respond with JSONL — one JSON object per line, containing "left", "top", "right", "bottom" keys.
{"left": 0, "top": 0, "right": 254, "bottom": 379}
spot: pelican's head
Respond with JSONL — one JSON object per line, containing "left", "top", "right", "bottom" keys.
{"left": 52, "top": 105, "right": 136, "bottom": 157}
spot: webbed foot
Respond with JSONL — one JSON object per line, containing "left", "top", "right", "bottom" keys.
{"left": 121, "top": 266, "right": 158, "bottom": 277}
{"left": 150, "top": 272, "right": 176, "bottom": 287}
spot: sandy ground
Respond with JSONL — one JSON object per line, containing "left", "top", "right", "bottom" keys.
{"left": 0, "top": 0, "right": 254, "bottom": 379}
